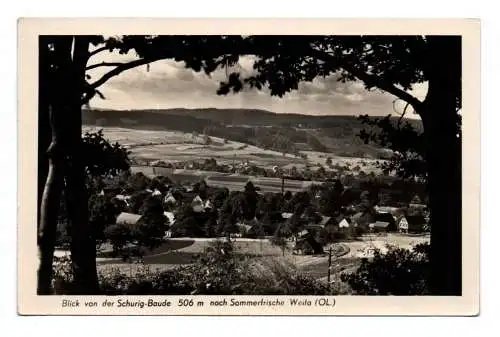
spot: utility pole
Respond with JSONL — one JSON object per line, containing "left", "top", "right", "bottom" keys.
{"left": 327, "top": 246, "right": 333, "bottom": 288}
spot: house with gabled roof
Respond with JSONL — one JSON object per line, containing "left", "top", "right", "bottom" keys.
{"left": 204, "top": 199, "right": 213, "bottom": 210}
{"left": 398, "top": 215, "right": 426, "bottom": 234}
{"left": 191, "top": 195, "right": 204, "bottom": 213}
{"left": 338, "top": 218, "right": 350, "bottom": 229}
{"left": 164, "top": 192, "right": 177, "bottom": 205}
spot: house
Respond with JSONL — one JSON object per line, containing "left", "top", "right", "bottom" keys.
{"left": 164, "top": 192, "right": 177, "bottom": 205}
{"left": 151, "top": 189, "right": 162, "bottom": 197}
{"left": 234, "top": 217, "right": 261, "bottom": 237}
{"left": 116, "top": 212, "right": 142, "bottom": 228}
{"left": 398, "top": 215, "right": 426, "bottom": 234}
{"left": 293, "top": 240, "right": 315, "bottom": 255}
{"left": 293, "top": 234, "right": 324, "bottom": 255}
{"left": 319, "top": 216, "right": 334, "bottom": 227}
{"left": 351, "top": 211, "right": 375, "bottom": 228}
{"left": 374, "top": 205, "right": 399, "bottom": 214}
{"left": 191, "top": 195, "right": 205, "bottom": 213}
{"left": 374, "top": 212, "right": 397, "bottom": 231}
{"left": 297, "top": 229, "right": 309, "bottom": 239}
{"left": 163, "top": 211, "right": 176, "bottom": 226}
{"left": 369, "top": 221, "right": 391, "bottom": 232}
{"left": 338, "top": 218, "right": 350, "bottom": 229}
{"left": 236, "top": 222, "right": 253, "bottom": 234}
{"left": 409, "top": 203, "right": 427, "bottom": 210}
{"left": 409, "top": 195, "right": 427, "bottom": 210}
{"left": 236, "top": 223, "right": 253, "bottom": 235}
{"left": 114, "top": 194, "right": 132, "bottom": 207}
{"left": 204, "top": 199, "right": 213, "bottom": 210}
{"left": 304, "top": 215, "right": 332, "bottom": 231}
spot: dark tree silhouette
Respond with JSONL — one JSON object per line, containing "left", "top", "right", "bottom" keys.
{"left": 82, "top": 129, "right": 131, "bottom": 178}
{"left": 38, "top": 35, "right": 237, "bottom": 293}
{"left": 357, "top": 114, "right": 428, "bottom": 181}
{"left": 188, "top": 35, "right": 461, "bottom": 295}
{"left": 136, "top": 196, "right": 168, "bottom": 251}
{"left": 243, "top": 181, "right": 259, "bottom": 220}
{"left": 88, "top": 193, "right": 120, "bottom": 245}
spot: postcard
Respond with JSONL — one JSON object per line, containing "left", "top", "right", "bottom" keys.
{"left": 17, "top": 18, "right": 480, "bottom": 316}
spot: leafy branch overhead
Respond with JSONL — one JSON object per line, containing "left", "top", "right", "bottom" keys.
{"left": 81, "top": 35, "right": 460, "bottom": 117}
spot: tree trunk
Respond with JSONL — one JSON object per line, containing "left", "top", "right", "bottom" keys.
{"left": 37, "top": 119, "right": 65, "bottom": 294}
{"left": 420, "top": 36, "right": 462, "bottom": 295}
{"left": 38, "top": 37, "right": 51, "bottom": 239}
{"left": 64, "top": 36, "right": 99, "bottom": 294}
{"left": 37, "top": 36, "right": 72, "bottom": 294}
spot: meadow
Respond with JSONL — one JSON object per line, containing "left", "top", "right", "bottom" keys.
{"left": 83, "top": 126, "right": 381, "bottom": 173}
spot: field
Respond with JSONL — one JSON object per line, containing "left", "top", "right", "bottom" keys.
{"left": 94, "top": 234, "right": 430, "bottom": 283}
{"left": 83, "top": 126, "right": 381, "bottom": 173}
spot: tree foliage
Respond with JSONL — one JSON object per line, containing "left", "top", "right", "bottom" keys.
{"left": 341, "top": 243, "right": 430, "bottom": 295}
{"left": 88, "top": 193, "right": 120, "bottom": 244}
{"left": 82, "top": 129, "right": 131, "bottom": 178}
{"left": 357, "top": 114, "right": 427, "bottom": 181}
{"left": 136, "top": 196, "right": 168, "bottom": 250}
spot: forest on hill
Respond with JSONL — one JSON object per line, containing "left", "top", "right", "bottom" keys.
{"left": 83, "top": 108, "right": 423, "bottom": 159}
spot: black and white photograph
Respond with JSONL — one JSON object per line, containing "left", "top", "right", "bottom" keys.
{"left": 17, "top": 18, "right": 480, "bottom": 315}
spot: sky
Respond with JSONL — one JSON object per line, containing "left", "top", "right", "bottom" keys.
{"left": 86, "top": 48, "right": 427, "bottom": 119}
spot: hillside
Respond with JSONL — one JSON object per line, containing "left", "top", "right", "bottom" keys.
{"left": 82, "top": 108, "right": 422, "bottom": 159}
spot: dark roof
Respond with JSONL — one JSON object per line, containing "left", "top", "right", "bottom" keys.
{"left": 294, "top": 235, "right": 324, "bottom": 254}
{"left": 372, "top": 221, "right": 390, "bottom": 228}
{"left": 375, "top": 212, "right": 396, "bottom": 224}
{"left": 352, "top": 212, "right": 364, "bottom": 221}
{"left": 352, "top": 212, "right": 375, "bottom": 226}
{"left": 319, "top": 216, "right": 332, "bottom": 226}
{"left": 406, "top": 215, "right": 427, "bottom": 226}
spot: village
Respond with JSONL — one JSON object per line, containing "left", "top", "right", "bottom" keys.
{"left": 52, "top": 157, "right": 430, "bottom": 274}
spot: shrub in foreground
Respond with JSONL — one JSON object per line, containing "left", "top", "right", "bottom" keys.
{"left": 52, "top": 240, "right": 332, "bottom": 295}
{"left": 340, "top": 243, "right": 430, "bottom": 295}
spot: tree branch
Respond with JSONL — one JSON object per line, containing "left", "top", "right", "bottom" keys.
{"left": 86, "top": 62, "right": 126, "bottom": 71}
{"left": 89, "top": 58, "right": 159, "bottom": 89}
{"left": 343, "top": 64, "right": 422, "bottom": 109}
{"left": 88, "top": 46, "right": 112, "bottom": 58}
{"left": 311, "top": 49, "right": 423, "bottom": 110}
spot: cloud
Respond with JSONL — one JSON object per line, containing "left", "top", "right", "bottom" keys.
{"left": 87, "top": 50, "right": 426, "bottom": 119}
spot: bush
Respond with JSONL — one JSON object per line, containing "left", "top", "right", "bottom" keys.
{"left": 52, "top": 240, "right": 334, "bottom": 295}
{"left": 103, "top": 224, "right": 134, "bottom": 258}
{"left": 340, "top": 243, "right": 430, "bottom": 295}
